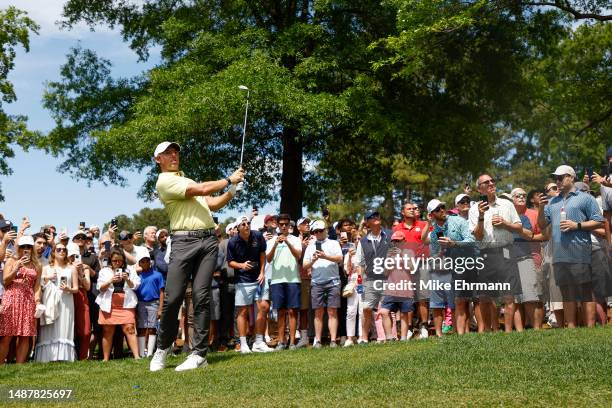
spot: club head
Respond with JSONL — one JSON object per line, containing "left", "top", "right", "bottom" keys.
{"left": 238, "top": 85, "right": 249, "bottom": 90}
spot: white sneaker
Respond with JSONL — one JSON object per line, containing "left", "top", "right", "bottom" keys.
{"left": 149, "top": 347, "right": 171, "bottom": 372}
{"left": 295, "top": 337, "right": 309, "bottom": 349}
{"left": 419, "top": 326, "right": 429, "bottom": 339}
{"left": 240, "top": 344, "right": 252, "bottom": 354}
{"left": 175, "top": 353, "right": 207, "bottom": 372}
{"left": 404, "top": 330, "right": 414, "bottom": 341}
{"left": 343, "top": 339, "right": 354, "bottom": 347}
{"left": 252, "top": 341, "right": 274, "bottom": 353}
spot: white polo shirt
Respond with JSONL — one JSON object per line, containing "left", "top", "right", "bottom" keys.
{"left": 468, "top": 197, "right": 521, "bottom": 248}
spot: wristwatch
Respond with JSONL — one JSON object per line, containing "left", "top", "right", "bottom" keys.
{"left": 577, "top": 222, "right": 582, "bottom": 230}
{"left": 225, "top": 177, "right": 232, "bottom": 186}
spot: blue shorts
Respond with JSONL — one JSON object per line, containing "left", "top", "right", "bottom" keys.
{"left": 235, "top": 280, "right": 269, "bottom": 306}
{"left": 380, "top": 297, "right": 414, "bottom": 313}
{"left": 270, "top": 282, "right": 301, "bottom": 309}
{"left": 429, "top": 271, "right": 455, "bottom": 309}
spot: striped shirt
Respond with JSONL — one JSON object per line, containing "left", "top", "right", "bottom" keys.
{"left": 544, "top": 189, "right": 604, "bottom": 264}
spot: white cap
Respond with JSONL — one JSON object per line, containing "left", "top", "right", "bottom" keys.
{"left": 510, "top": 188, "right": 526, "bottom": 197}
{"left": 67, "top": 243, "right": 80, "bottom": 257}
{"left": 250, "top": 215, "right": 265, "bottom": 231}
{"left": 225, "top": 222, "right": 235, "bottom": 234}
{"left": 17, "top": 235, "right": 34, "bottom": 247}
{"left": 136, "top": 247, "right": 151, "bottom": 263}
{"left": 551, "top": 165, "right": 576, "bottom": 178}
{"left": 455, "top": 194, "right": 470, "bottom": 205}
{"left": 311, "top": 220, "right": 326, "bottom": 231}
{"left": 236, "top": 215, "right": 250, "bottom": 224}
{"left": 153, "top": 141, "right": 181, "bottom": 158}
{"left": 297, "top": 217, "right": 310, "bottom": 226}
{"left": 426, "top": 199, "right": 446, "bottom": 213}
{"left": 72, "top": 230, "right": 88, "bottom": 240}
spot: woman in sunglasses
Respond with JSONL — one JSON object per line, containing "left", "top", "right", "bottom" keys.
{"left": 34, "top": 243, "right": 79, "bottom": 362}
{"left": 96, "top": 247, "right": 141, "bottom": 361}
{"left": 0, "top": 236, "right": 42, "bottom": 364}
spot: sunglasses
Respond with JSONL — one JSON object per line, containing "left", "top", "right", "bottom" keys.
{"left": 239, "top": 222, "right": 250, "bottom": 227}
{"left": 458, "top": 199, "right": 471, "bottom": 204}
{"left": 111, "top": 259, "right": 124, "bottom": 264}
{"left": 56, "top": 248, "right": 67, "bottom": 253}
{"left": 554, "top": 175, "right": 567, "bottom": 182}
{"left": 478, "top": 179, "right": 495, "bottom": 186}
{"left": 313, "top": 229, "right": 325, "bottom": 233}
{"left": 20, "top": 245, "right": 33, "bottom": 249}
{"left": 278, "top": 222, "right": 289, "bottom": 227}
{"left": 513, "top": 194, "right": 527, "bottom": 199}
{"left": 432, "top": 206, "right": 446, "bottom": 213}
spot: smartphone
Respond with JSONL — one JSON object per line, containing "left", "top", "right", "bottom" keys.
{"left": 104, "top": 241, "right": 111, "bottom": 253}
{"left": 302, "top": 232, "right": 310, "bottom": 240}
{"left": 479, "top": 195, "right": 488, "bottom": 203}
{"left": 436, "top": 231, "right": 444, "bottom": 239}
{"left": 340, "top": 232, "right": 348, "bottom": 241}
{"left": 322, "top": 206, "right": 329, "bottom": 217}
{"left": 213, "top": 216, "right": 219, "bottom": 224}
{"left": 587, "top": 167, "right": 593, "bottom": 180}
{"left": 60, "top": 276, "right": 67, "bottom": 286}
{"left": 114, "top": 268, "right": 123, "bottom": 277}
{"left": 252, "top": 206, "right": 258, "bottom": 212}
{"left": 602, "top": 164, "right": 611, "bottom": 177}
{"left": 315, "top": 241, "right": 322, "bottom": 252}
{"left": 110, "top": 218, "right": 118, "bottom": 228}
{"left": 10, "top": 225, "right": 18, "bottom": 233}
{"left": 79, "top": 221, "right": 86, "bottom": 229}
{"left": 267, "top": 227, "right": 275, "bottom": 235}
{"left": 74, "top": 254, "right": 81, "bottom": 263}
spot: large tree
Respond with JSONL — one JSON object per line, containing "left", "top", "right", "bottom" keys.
{"left": 29, "top": 1, "right": 610, "bottom": 219}
{"left": 0, "top": 7, "right": 38, "bottom": 201}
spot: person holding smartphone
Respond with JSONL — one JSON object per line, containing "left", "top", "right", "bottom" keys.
{"left": 0, "top": 236, "right": 42, "bottom": 364}
{"left": 303, "top": 220, "right": 343, "bottom": 348}
{"left": 34, "top": 243, "right": 79, "bottom": 362}
{"left": 266, "top": 213, "right": 302, "bottom": 350}
{"left": 96, "top": 247, "right": 141, "bottom": 361}
{"left": 226, "top": 215, "right": 273, "bottom": 354}
{"left": 0, "top": 220, "right": 18, "bottom": 304}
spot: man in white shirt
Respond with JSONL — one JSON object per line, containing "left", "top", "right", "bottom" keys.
{"left": 469, "top": 173, "right": 523, "bottom": 333}
{"left": 303, "top": 220, "right": 343, "bottom": 348}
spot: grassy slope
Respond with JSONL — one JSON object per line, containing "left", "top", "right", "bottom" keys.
{"left": 1, "top": 326, "right": 612, "bottom": 407}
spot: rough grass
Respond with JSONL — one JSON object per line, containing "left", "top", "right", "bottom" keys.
{"left": 1, "top": 326, "right": 612, "bottom": 407}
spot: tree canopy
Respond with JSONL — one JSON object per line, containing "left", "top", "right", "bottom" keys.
{"left": 24, "top": 0, "right": 611, "bottom": 220}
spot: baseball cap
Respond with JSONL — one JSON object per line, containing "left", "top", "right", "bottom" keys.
{"left": 364, "top": 210, "right": 380, "bottom": 220}
{"left": 67, "top": 243, "right": 80, "bottom": 257}
{"left": 136, "top": 247, "right": 151, "bottom": 263}
{"left": 153, "top": 141, "right": 181, "bottom": 158}
{"left": 510, "top": 188, "right": 527, "bottom": 197}
{"left": 236, "top": 215, "right": 251, "bottom": 225}
{"left": 0, "top": 219, "right": 13, "bottom": 231}
{"left": 72, "top": 230, "right": 87, "bottom": 240}
{"left": 119, "top": 230, "right": 132, "bottom": 241}
{"left": 454, "top": 194, "right": 470, "bottom": 205}
{"left": 426, "top": 199, "right": 446, "bottom": 213}
{"left": 551, "top": 165, "right": 576, "bottom": 178}
{"left": 225, "top": 222, "right": 235, "bottom": 234}
{"left": 297, "top": 217, "right": 310, "bottom": 226}
{"left": 155, "top": 229, "right": 168, "bottom": 240}
{"left": 311, "top": 220, "right": 326, "bottom": 231}
{"left": 574, "top": 182, "right": 589, "bottom": 192}
{"left": 391, "top": 231, "right": 405, "bottom": 241}
{"left": 264, "top": 214, "right": 277, "bottom": 224}
{"left": 18, "top": 235, "right": 34, "bottom": 247}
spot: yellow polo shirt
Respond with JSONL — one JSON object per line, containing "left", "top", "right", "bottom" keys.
{"left": 156, "top": 171, "right": 215, "bottom": 231}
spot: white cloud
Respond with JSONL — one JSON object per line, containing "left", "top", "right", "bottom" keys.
{"left": 7, "top": 0, "right": 116, "bottom": 38}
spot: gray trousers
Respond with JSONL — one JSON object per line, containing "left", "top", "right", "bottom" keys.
{"left": 157, "top": 234, "right": 218, "bottom": 356}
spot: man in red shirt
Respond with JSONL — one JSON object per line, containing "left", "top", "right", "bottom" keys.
{"left": 393, "top": 202, "right": 431, "bottom": 339}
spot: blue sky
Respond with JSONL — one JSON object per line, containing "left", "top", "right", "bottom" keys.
{"left": 2, "top": 1, "right": 277, "bottom": 234}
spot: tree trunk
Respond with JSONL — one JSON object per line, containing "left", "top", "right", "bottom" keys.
{"left": 280, "top": 127, "right": 303, "bottom": 220}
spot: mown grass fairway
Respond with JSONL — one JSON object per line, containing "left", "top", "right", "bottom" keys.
{"left": 1, "top": 326, "right": 612, "bottom": 407}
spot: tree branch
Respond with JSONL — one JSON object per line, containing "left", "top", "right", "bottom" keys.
{"left": 525, "top": 1, "right": 612, "bottom": 21}
{"left": 575, "top": 107, "right": 612, "bottom": 137}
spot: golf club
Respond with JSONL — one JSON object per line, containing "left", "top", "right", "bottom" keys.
{"left": 238, "top": 85, "right": 250, "bottom": 168}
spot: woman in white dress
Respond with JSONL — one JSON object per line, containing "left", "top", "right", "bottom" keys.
{"left": 34, "top": 243, "right": 78, "bottom": 362}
